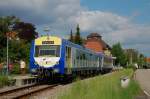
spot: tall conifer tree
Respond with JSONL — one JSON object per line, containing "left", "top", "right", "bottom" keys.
{"left": 75, "top": 24, "right": 82, "bottom": 45}
{"left": 69, "top": 29, "right": 74, "bottom": 42}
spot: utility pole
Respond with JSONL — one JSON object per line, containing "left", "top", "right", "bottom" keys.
{"left": 6, "top": 32, "right": 11, "bottom": 75}
{"left": 6, "top": 25, "right": 13, "bottom": 75}
{"left": 130, "top": 53, "right": 133, "bottom": 64}
{"left": 6, "top": 35, "right": 9, "bottom": 75}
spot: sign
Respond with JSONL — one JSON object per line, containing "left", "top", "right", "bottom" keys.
{"left": 6, "top": 31, "right": 17, "bottom": 38}
{"left": 42, "top": 41, "right": 54, "bottom": 44}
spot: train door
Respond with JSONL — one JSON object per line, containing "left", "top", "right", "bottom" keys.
{"left": 65, "top": 46, "right": 72, "bottom": 74}
{"left": 100, "top": 57, "right": 104, "bottom": 71}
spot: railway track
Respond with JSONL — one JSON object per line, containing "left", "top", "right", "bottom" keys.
{"left": 0, "top": 70, "right": 116, "bottom": 99}
{"left": 0, "top": 84, "right": 58, "bottom": 99}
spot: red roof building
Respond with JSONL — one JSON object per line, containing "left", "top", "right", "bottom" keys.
{"left": 84, "top": 33, "right": 111, "bottom": 54}
{"left": 146, "top": 58, "right": 150, "bottom": 63}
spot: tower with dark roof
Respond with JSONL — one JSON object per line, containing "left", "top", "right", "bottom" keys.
{"left": 87, "top": 33, "right": 102, "bottom": 39}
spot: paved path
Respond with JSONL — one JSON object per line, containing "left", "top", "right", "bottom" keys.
{"left": 135, "top": 69, "right": 150, "bottom": 98}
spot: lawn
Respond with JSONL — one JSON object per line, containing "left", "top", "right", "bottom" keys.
{"left": 59, "top": 69, "right": 141, "bottom": 99}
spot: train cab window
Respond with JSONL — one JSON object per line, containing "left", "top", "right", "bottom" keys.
{"left": 35, "top": 45, "right": 60, "bottom": 57}
{"left": 39, "top": 50, "right": 55, "bottom": 56}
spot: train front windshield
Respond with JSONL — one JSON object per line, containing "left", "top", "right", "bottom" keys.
{"left": 35, "top": 45, "right": 60, "bottom": 57}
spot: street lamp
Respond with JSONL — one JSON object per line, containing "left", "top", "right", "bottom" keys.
{"left": 6, "top": 25, "right": 13, "bottom": 75}
{"left": 6, "top": 32, "right": 10, "bottom": 75}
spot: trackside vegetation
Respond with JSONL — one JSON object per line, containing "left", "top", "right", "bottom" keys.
{"left": 59, "top": 69, "right": 141, "bottom": 99}
{"left": 0, "top": 75, "right": 10, "bottom": 87}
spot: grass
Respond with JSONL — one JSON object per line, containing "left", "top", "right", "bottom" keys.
{"left": 0, "top": 75, "right": 10, "bottom": 88}
{"left": 59, "top": 69, "right": 141, "bottom": 99}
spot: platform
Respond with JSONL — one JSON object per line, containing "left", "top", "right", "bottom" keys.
{"left": 10, "top": 74, "right": 37, "bottom": 86}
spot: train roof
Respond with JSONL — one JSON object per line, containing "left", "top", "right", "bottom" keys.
{"left": 62, "top": 38, "right": 103, "bottom": 56}
{"left": 35, "top": 36, "right": 108, "bottom": 57}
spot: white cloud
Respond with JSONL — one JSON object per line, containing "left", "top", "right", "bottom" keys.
{"left": 0, "top": 0, "right": 150, "bottom": 56}
{"left": 0, "top": 0, "right": 83, "bottom": 25}
{"left": 75, "top": 11, "right": 130, "bottom": 33}
{"left": 0, "top": 0, "right": 48, "bottom": 10}
{"left": 74, "top": 10, "right": 150, "bottom": 56}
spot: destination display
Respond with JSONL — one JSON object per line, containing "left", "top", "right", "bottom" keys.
{"left": 42, "top": 41, "right": 54, "bottom": 44}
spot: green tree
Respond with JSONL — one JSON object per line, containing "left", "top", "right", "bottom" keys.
{"left": 69, "top": 29, "right": 74, "bottom": 42}
{"left": 0, "top": 16, "right": 19, "bottom": 62}
{"left": 9, "top": 40, "right": 30, "bottom": 62}
{"left": 111, "top": 43, "right": 127, "bottom": 67}
{"left": 75, "top": 24, "right": 82, "bottom": 45}
{"left": 138, "top": 54, "right": 145, "bottom": 68}
{"left": 13, "top": 22, "right": 38, "bottom": 42}
{"left": 0, "top": 16, "right": 37, "bottom": 74}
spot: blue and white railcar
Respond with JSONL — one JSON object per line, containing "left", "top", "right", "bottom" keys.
{"left": 30, "top": 36, "right": 104, "bottom": 77}
{"left": 101, "top": 55, "right": 114, "bottom": 72}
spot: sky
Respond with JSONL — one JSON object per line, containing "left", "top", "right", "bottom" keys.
{"left": 0, "top": 0, "right": 150, "bottom": 57}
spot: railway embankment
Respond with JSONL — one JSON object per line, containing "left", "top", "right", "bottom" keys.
{"left": 58, "top": 69, "right": 141, "bottom": 99}
{"left": 0, "top": 75, "right": 11, "bottom": 88}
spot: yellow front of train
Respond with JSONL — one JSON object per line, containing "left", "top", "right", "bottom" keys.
{"left": 34, "top": 36, "right": 61, "bottom": 69}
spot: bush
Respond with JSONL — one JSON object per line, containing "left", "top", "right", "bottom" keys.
{"left": 11, "top": 61, "right": 29, "bottom": 74}
{"left": 0, "top": 75, "right": 10, "bottom": 88}
{"left": 11, "top": 63, "right": 20, "bottom": 74}
{"left": 127, "top": 64, "right": 137, "bottom": 71}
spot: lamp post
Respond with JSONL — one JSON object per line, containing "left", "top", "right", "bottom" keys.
{"left": 6, "top": 25, "right": 13, "bottom": 75}
{"left": 6, "top": 35, "right": 9, "bottom": 75}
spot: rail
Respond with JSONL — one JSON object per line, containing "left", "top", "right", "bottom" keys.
{"left": 0, "top": 84, "right": 58, "bottom": 99}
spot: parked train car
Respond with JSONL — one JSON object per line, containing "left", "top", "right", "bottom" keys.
{"left": 29, "top": 36, "right": 113, "bottom": 78}
{"left": 102, "top": 55, "right": 114, "bottom": 72}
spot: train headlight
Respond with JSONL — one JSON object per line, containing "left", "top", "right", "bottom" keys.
{"left": 31, "top": 68, "right": 37, "bottom": 73}
{"left": 56, "top": 61, "right": 59, "bottom": 65}
{"left": 54, "top": 68, "right": 59, "bottom": 73}
{"left": 34, "top": 61, "right": 38, "bottom": 65}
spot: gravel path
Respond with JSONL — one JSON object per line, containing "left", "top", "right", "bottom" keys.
{"left": 135, "top": 69, "right": 150, "bottom": 99}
